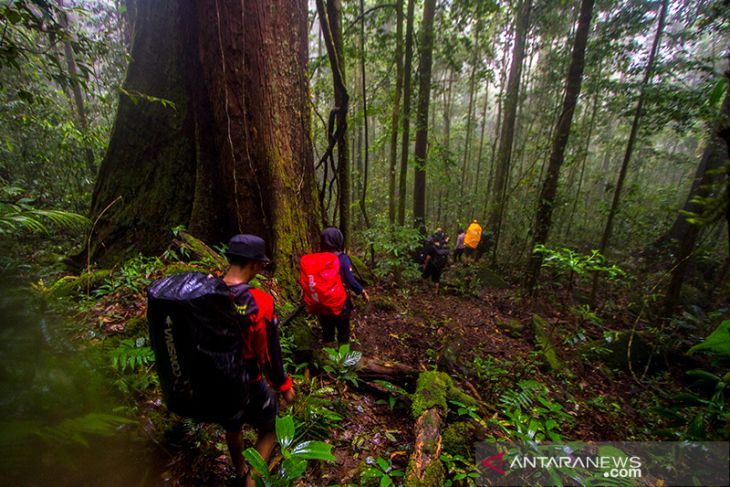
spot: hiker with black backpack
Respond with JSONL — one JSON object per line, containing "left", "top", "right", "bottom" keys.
{"left": 300, "top": 227, "right": 369, "bottom": 346}
{"left": 421, "top": 229, "right": 449, "bottom": 292}
{"left": 147, "top": 234, "right": 294, "bottom": 485}
{"left": 222, "top": 235, "right": 295, "bottom": 484}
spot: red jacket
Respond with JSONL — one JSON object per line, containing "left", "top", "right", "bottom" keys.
{"left": 228, "top": 284, "right": 292, "bottom": 392}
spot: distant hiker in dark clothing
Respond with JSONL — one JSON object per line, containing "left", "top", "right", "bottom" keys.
{"left": 223, "top": 234, "right": 295, "bottom": 485}
{"left": 421, "top": 229, "right": 449, "bottom": 292}
{"left": 454, "top": 228, "right": 466, "bottom": 263}
{"left": 300, "top": 227, "right": 369, "bottom": 346}
{"left": 475, "top": 230, "right": 492, "bottom": 261}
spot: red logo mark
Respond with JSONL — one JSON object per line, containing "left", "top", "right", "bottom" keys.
{"left": 481, "top": 451, "right": 507, "bottom": 475}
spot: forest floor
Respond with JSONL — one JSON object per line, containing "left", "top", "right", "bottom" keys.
{"left": 72, "top": 254, "right": 673, "bottom": 486}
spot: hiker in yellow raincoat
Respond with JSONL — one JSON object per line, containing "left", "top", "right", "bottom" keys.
{"left": 464, "top": 219, "right": 482, "bottom": 261}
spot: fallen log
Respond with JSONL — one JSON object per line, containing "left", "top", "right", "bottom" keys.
{"left": 355, "top": 356, "right": 419, "bottom": 385}
{"left": 406, "top": 408, "right": 444, "bottom": 486}
{"left": 405, "top": 371, "right": 476, "bottom": 485}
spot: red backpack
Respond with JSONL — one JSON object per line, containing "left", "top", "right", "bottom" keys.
{"left": 299, "top": 252, "right": 347, "bottom": 315}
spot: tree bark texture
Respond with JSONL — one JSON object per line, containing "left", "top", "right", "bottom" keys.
{"left": 90, "top": 0, "right": 320, "bottom": 279}
{"left": 525, "top": 0, "right": 594, "bottom": 292}
{"left": 388, "top": 0, "right": 404, "bottom": 225}
{"left": 358, "top": 0, "right": 371, "bottom": 228}
{"left": 397, "top": 0, "right": 416, "bottom": 226}
{"left": 412, "top": 0, "right": 436, "bottom": 230}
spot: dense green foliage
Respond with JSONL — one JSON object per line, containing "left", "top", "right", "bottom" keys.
{"left": 2, "top": 0, "right": 729, "bottom": 484}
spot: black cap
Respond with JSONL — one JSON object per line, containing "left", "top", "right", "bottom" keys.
{"left": 225, "top": 234, "right": 271, "bottom": 263}
{"left": 320, "top": 226, "right": 344, "bottom": 252}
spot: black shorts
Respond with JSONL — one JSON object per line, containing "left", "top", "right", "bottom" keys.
{"left": 422, "top": 263, "right": 442, "bottom": 283}
{"left": 219, "top": 379, "right": 278, "bottom": 434}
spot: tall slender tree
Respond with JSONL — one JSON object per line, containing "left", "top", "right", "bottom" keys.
{"left": 358, "top": 0, "right": 371, "bottom": 228}
{"left": 397, "top": 0, "right": 416, "bottom": 226}
{"left": 459, "top": 17, "right": 482, "bottom": 222}
{"left": 316, "top": 0, "right": 351, "bottom": 247}
{"left": 413, "top": 0, "right": 437, "bottom": 230}
{"left": 591, "top": 0, "right": 668, "bottom": 301}
{"left": 525, "top": 0, "right": 595, "bottom": 292}
{"left": 487, "top": 0, "right": 532, "bottom": 263}
{"left": 388, "top": 0, "right": 404, "bottom": 224}
{"left": 57, "top": 0, "right": 95, "bottom": 174}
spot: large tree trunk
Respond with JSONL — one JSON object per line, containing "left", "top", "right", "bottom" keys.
{"left": 397, "top": 0, "right": 416, "bottom": 226}
{"left": 656, "top": 118, "right": 729, "bottom": 251}
{"left": 487, "top": 0, "right": 532, "bottom": 264}
{"left": 388, "top": 0, "right": 404, "bottom": 225}
{"left": 90, "top": 0, "right": 320, "bottom": 281}
{"left": 524, "top": 0, "right": 594, "bottom": 293}
{"left": 412, "top": 0, "right": 436, "bottom": 230}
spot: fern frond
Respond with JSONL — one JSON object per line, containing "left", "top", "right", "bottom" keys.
{"left": 0, "top": 205, "right": 89, "bottom": 235}
{"left": 499, "top": 379, "right": 549, "bottom": 410}
{"left": 37, "top": 413, "right": 137, "bottom": 448}
{"left": 110, "top": 339, "right": 155, "bottom": 372}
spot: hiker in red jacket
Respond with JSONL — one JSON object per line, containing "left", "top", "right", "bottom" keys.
{"left": 301, "top": 227, "right": 369, "bottom": 345}
{"left": 222, "top": 234, "right": 295, "bottom": 484}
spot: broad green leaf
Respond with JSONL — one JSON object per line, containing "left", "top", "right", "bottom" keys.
{"left": 686, "top": 369, "right": 722, "bottom": 384}
{"left": 290, "top": 440, "right": 336, "bottom": 461}
{"left": 276, "top": 415, "right": 295, "bottom": 450}
{"left": 688, "top": 321, "right": 730, "bottom": 356}
{"left": 243, "top": 447, "right": 271, "bottom": 480}
{"left": 279, "top": 456, "right": 307, "bottom": 480}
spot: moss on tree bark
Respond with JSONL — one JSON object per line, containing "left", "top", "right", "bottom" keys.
{"left": 89, "top": 0, "right": 320, "bottom": 286}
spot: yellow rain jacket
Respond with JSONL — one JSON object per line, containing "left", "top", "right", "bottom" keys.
{"left": 464, "top": 222, "right": 482, "bottom": 249}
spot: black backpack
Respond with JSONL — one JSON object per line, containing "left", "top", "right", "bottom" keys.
{"left": 147, "top": 272, "right": 252, "bottom": 424}
{"left": 414, "top": 237, "right": 434, "bottom": 265}
{"left": 432, "top": 246, "right": 449, "bottom": 270}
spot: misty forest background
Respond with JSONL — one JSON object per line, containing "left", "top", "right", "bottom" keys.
{"left": 1, "top": 0, "right": 729, "bottom": 484}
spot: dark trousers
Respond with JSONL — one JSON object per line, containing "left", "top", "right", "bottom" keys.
{"left": 318, "top": 312, "right": 351, "bottom": 344}
{"left": 453, "top": 248, "right": 464, "bottom": 262}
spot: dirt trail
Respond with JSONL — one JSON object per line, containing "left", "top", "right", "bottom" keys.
{"left": 98, "top": 269, "right": 647, "bottom": 485}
